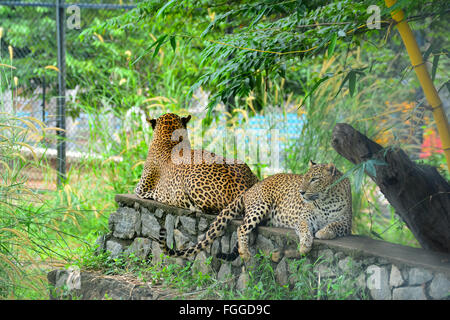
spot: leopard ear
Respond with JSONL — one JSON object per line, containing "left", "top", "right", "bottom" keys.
{"left": 327, "top": 163, "right": 337, "bottom": 176}
{"left": 181, "top": 115, "right": 192, "bottom": 128}
{"left": 146, "top": 117, "right": 157, "bottom": 130}
{"left": 309, "top": 160, "right": 317, "bottom": 167}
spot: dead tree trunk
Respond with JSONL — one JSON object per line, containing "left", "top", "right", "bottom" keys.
{"left": 331, "top": 123, "right": 450, "bottom": 253}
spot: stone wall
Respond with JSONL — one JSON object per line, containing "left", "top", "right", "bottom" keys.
{"left": 64, "top": 194, "right": 450, "bottom": 300}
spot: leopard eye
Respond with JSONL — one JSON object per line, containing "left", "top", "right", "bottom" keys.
{"left": 310, "top": 177, "right": 318, "bottom": 183}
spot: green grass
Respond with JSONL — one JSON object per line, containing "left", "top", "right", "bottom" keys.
{"left": 71, "top": 247, "right": 368, "bottom": 300}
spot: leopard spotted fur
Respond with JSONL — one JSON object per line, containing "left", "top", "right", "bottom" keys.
{"left": 158, "top": 161, "right": 352, "bottom": 261}
{"left": 135, "top": 113, "right": 258, "bottom": 214}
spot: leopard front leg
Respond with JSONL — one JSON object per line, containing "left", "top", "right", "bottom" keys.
{"left": 135, "top": 162, "right": 159, "bottom": 199}
{"left": 237, "top": 204, "right": 270, "bottom": 262}
{"left": 135, "top": 185, "right": 157, "bottom": 200}
{"left": 315, "top": 219, "right": 351, "bottom": 240}
{"left": 237, "top": 224, "right": 252, "bottom": 262}
{"left": 294, "top": 219, "right": 314, "bottom": 255}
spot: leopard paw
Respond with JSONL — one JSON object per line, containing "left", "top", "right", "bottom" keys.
{"left": 315, "top": 229, "right": 335, "bottom": 240}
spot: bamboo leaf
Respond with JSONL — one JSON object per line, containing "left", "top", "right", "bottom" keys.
{"left": 423, "top": 44, "right": 434, "bottom": 62}
{"left": 437, "top": 80, "right": 449, "bottom": 93}
{"left": 431, "top": 54, "right": 439, "bottom": 82}
{"left": 354, "top": 164, "right": 365, "bottom": 192}
{"left": 348, "top": 70, "right": 356, "bottom": 97}
{"left": 249, "top": 8, "right": 267, "bottom": 28}
{"left": 365, "top": 160, "right": 376, "bottom": 177}
{"left": 170, "top": 36, "right": 176, "bottom": 52}
{"left": 153, "top": 35, "right": 168, "bottom": 58}
{"left": 335, "top": 73, "right": 349, "bottom": 97}
{"left": 132, "top": 35, "right": 166, "bottom": 65}
{"left": 328, "top": 33, "right": 337, "bottom": 57}
{"left": 156, "top": 0, "right": 177, "bottom": 18}
{"left": 298, "top": 75, "right": 331, "bottom": 108}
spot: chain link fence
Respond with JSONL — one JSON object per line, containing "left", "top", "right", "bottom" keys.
{"left": 0, "top": 0, "right": 136, "bottom": 189}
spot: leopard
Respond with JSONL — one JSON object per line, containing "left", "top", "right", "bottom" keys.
{"left": 157, "top": 161, "right": 352, "bottom": 262}
{"left": 134, "top": 113, "right": 259, "bottom": 214}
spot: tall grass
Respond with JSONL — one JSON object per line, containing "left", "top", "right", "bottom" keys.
{"left": 0, "top": 41, "right": 87, "bottom": 298}
{"left": 0, "top": 112, "right": 86, "bottom": 298}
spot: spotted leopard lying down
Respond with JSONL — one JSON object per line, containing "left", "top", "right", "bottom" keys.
{"left": 157, "top": 161, "right": 352, "bottom": 262}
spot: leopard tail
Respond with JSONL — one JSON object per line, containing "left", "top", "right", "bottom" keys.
{"left": 158, "top": 195, "right": 245, "bottom": 258}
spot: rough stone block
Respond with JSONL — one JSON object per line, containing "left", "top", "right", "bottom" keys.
{"left": 236, "top": 272, "right": 249, "bottom": 292}
{"left": 389, "top": 265, "right": 405, "bottom": 288}
{"left": 154, "top": 208, "right": 164, "bottom": 218}
{"left": 271, "top": 249, "right": 283, "bottom": 263}
{"left": 338, "top": 256, "right": 354, "bottom": 273}
{"left": 164, "top": 214, "right": 175, "bottom": 250}
{"left": 284, "top": 248, "right": 302, "bottom": 259}
{"left": 392, "top": 286, "right": 427, "bottom": 300}
{"left": 231, "top": 255, "right": 243, "bottom": 267}
{"left": 198, "top": 218, "right": 209, "bottom": 232}
{"left": 255, "top": 234, "right": 275, "bottom": 256}
{"left": 141, "top": 212, "right": 160, "bottom": 239}
{"left": 230, "top": 231, "right": 238, "bottom": 251}
{"left": 174, "top": 229, "right": 190, "bottom": 249}
{"left": 211, "top": 239, "right": 221, "bottom": 256}
{"left": 151, "top": 240, "right": 163, "bottom": 265}
{"left": 314, "top": 262, "right": 336, "bottom": 278}
{"left": 94, "top": 234, "right": 107, "bottom": 254}
{"left": 179, "top": 216, "right": 196, "bottom": 235}
{"left": 275, "top": 258, "right": 289, "bottom": 286}
{"left": 106, "top": 239, "right": 126, "bottom": 258}
{"left": 221, "top": 234, "right": 230, "bottom": 254}
{"left": 428, "top": 273, "right": 450, "bottom": 299}
{"left": 48, "top": 270, "right": 154, "bottom": 300}
{"left": 356, "top": 273, "right": 366, "bottom": 290}
{"left": 111, "top": 207, "right": 140, "bottom": 239}
{"left": 126, "top": 237, "right": 152, "bottom": 259}
{"left": 218, "top": 263, "right": 232, "bottom": 282}
{"left": 192, "top": 251, "right": 212, "bottom": 275}
{"left": 408, "top": 268, "right": 433, "bottom": 285}
{"left": 366, "top": 265, "right": 391, "bottom": 300}
{"left": 317, "top": 249, "right": 334, "bottom": 263}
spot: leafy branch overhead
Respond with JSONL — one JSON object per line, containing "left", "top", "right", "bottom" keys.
{"left": 126, "top": 0, "right": 448, "bottom": 115}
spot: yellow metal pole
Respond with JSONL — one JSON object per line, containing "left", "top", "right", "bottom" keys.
{"left": 385, "top": 0, "right": 450, "bottom": 172}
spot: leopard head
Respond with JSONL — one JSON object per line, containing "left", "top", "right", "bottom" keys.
{"left": 147, "top": 113, "right": 191, "bottom": 143}
{"left": 299, "top": 160, "right": 341, "bottom": 202}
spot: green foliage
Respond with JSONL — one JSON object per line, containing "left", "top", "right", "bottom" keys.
{"left": 1, "top": 0, "right": 448, "bottom": 299}
{"left": 77, "top": 248, "right": 368, "bottom": 300}
{"left": 129, "top": 0, "right": 449, "bottom": 115}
